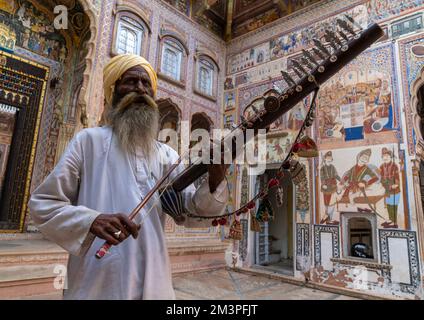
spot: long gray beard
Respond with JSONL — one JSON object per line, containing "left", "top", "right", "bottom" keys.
{"left": 106, "top": 93, "right": 159, "bottom": 158}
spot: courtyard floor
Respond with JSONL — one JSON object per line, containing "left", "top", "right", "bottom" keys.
{"left": 173, "top": 269, "right": 358, "bottom": 300}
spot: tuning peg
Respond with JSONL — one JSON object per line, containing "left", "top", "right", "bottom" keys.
{"left": 302, "top": 49, "right": 319, "bottom": 66}
{"left": 281, "top": 71, "right": 296, "bottom": 87}
{"left": 301, "top": 57, "right": 315, "bottom": 71}
{"left": 337, "top": 29, "right": 350, "bottom": 42}
{"left": 272, "top": 83, "right": 283, "bottom": 94}
{"left": 312, "top": 47, "right": 326, "bottom": 61}
{"left": 344, "top": 15, "right": 363, "bottom": 31}
{"left": 313, "top": 39, "right": 331, "bottom": 57}
{"left": 325, "top": 30, "right": 343, "bottom": 48}
{"left": 336, "top": 19, "right": 356, "bottom": 37}
{"left": 311, "top": 48, "right": 326, "bottom": 73}
{"left": 291, "top": 66, "right": 304, "bottom": 80}
{"left": 291, "top": 60, "right": 308, "bottom": 76}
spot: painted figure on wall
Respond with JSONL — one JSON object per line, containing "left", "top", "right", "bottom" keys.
{"left": 319, "top": 151, "right": 340, "bottom": 225}
{"left": 379, "top": 147, "right": 401, "bottom": 228}
{"left": 339, "top": 148, "right": 379, "bottom": 206}
{"left": 224, "top": 77, "right": 234, "bottom": 90}
{"left": 318, "top": 72, "right": 394, "bottom": 141}
{"left": 224, "top": 92, "right": 235, "bottom": 111}
{"left": 318, "top": 145, "right": 406, "bottom": 229}
{"left": 363, "top": 79, "right": 393, "bottom": 134}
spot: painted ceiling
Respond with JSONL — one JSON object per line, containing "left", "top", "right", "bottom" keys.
{"left": 162, "top": 0, "right": 323, "bottom": 40}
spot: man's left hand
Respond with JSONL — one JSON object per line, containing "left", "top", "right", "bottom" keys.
{"left": 208, "top": 163, "right": 230, "bottom": 193}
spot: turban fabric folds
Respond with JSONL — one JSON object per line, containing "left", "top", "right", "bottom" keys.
{"left": 103, "top": 54, "right": 158, "bottom": 106}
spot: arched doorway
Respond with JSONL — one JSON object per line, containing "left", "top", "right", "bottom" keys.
{"left": 0, "top": 0, "right": 95, "bottom": 232}
{"left": 254, "top": 166, "right": 295, "bottom": 276}
{"left": 190, "top": 112, "right": 212, "bottom": 148}
{"left": 157, "top": 98, "right": 181, "bottom": 152}
{"left": 190, "top": 112, "right": 212, "bottom": 133}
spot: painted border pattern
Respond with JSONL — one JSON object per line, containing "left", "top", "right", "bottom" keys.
{"left": 314, "top": 224, "right": 340, "bottom": 267}
{"left": 379, "top": 229, "right": 421, "bottom": 294}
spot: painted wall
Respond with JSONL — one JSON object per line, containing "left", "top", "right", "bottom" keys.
{"left": 225, "top": 0, "right": 424, "bottom": 298}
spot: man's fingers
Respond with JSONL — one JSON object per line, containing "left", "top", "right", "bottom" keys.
{"left": 118, "top": 214, "right": 139, "bottom": 239}
{"left": 99, "top": 230, "right": 120, "bottom": 246}
{"left": 110, "top": 218, "right": 130, "bottom": 238}
{"left": 105, "top": 225, "right": 127, "bottom": 242}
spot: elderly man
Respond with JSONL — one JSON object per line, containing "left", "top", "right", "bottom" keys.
{"left": 29, "top": 54, "right": 229, "bottom": 300}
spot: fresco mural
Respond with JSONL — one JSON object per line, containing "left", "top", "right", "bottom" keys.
{"left": 240, "top": 77, "right": 308, "bottom": 134}
{"left": 366, "top": 0, "right": 424, "bottom": 22}
{"left": 162, "top": 0, "right": 190, "bottom": 16}
{"left": 317, "top": 43, "right": 397, "bottom": 142}
{"left": 226, "top": 5, "right": 368, "bottom": 76}
{"left": 0, "top": 0, "right": 68, "bottom": 61}
{"left": 318, "top": 144, "right": 407, "bottom": 230}
{"left": 224, "top": 91, "right": 236, "bottom": 111}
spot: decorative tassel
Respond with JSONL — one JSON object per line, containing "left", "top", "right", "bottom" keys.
{"left": 228, "top": 219, "right": 243, "bottom": 240}
{"left": 256, "top": 198, "right": 274, "bottom": 222}
{"left": 292, "top": 135, "right": 318, "bottom": 158}
{"left": 250, "top": 213, "right": 262, "bottom": 232}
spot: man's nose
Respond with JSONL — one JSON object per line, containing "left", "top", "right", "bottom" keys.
{"left": 134, "top": 80, "right": 147, "bottom": 94}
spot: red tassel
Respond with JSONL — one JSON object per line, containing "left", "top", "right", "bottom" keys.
{"left": 247, "top": 201, "right": 256, "bottom": 209}
{"left": 268, "top": 178, "right": 280, "bottom": 188}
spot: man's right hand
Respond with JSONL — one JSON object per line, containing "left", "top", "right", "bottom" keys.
{"left": 90, "top": 213, "right": 140, "bottom": 246}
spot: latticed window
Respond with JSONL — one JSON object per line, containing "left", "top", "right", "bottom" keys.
{"left": 197, "top": 59, "right": 214, "bottom": 96}
{"left": 116, "top": 16, "right": 144, "bottom": 55}
{"left": 161, "top": 40, "right": 183, "bottom": 81}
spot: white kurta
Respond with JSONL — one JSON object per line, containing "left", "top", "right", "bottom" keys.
{"left": 28, "top": 126, "right": 228, "bottom": 300}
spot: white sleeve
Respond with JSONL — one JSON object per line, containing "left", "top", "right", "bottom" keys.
{"left": 28, "top": 132, "right": 101, "bottom": 256}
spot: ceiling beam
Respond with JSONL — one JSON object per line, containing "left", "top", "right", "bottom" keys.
{"left": 224, "top": 0, "right": 234, "bottom": 42}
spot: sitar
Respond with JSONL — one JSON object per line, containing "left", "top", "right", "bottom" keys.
{"left": 95, "top": 17, "right": 385, "bottom": 259}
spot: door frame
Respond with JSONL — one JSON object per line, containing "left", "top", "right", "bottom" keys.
{"left": 0, "top": 51, "right": 49, "bottom": 232}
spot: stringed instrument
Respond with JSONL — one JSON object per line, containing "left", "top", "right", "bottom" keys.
{"left": 95, "top": 16, "right": 385, "bottom": 259}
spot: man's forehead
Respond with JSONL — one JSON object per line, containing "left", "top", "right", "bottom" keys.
{"left": 121, "top": 66, "right": 150, "bottom": 79}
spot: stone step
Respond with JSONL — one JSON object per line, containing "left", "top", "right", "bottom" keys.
{"left": 0, "top": 239, "right": 67, "bottom": 299}
{"left": 0, "top": 238, "right": 229, "bottom": 298}
{"left": 167, "top": 239, "right": 230, "bottom": 274}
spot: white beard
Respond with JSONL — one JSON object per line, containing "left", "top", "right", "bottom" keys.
{"left": 106, "top": 92, "right": 159, "bottom": 158}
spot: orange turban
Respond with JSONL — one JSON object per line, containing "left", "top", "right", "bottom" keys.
{"left": 103, "top": 54, "right": 158, "bottom": 106}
